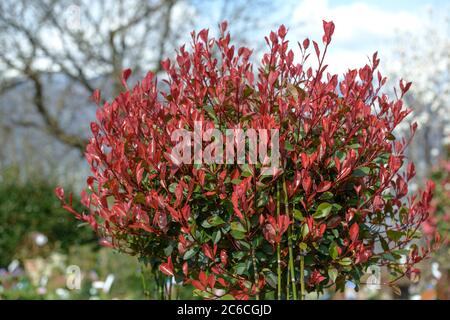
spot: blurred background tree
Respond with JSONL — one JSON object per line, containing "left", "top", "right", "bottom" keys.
{"left": 0, "top": 0, "right": 284, "bottom": 190}
{"left": 389, "top": 11, "right": 450, "bottom": 178}
{"left": 387, "top": 11, "right": 450, "bottom": 300}
{"left": 0, "top": 166, "right": 95, "bottom": 267}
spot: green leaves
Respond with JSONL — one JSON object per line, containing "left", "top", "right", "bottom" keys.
{"left": 235, "top": 263, "right": 247, "bottom": 275}
{"left": 301, "top": 224, "right": 309, "bottom": 239}
{"left": 262, "top": 268, "right": 278, "bottom": 289}
{"left": 204, "top": 104, "right": 218, "bottom": 122}
{"left": 319, "top": 191, "right": 334, "bottom": 200}
{"left": 256, "top": 192, "right": 269, "bottom": 208}
{"left": 284, "top": 140, "right": 294, "bottom": 151}
{"left": 329, "top": 241, "right": 339, "bottom": 260}
{"left": 338, "top": 257, "right": 352, "bottom": 266}
{"left": 381, "top": 253, "right": 395, "bottom": 261}
{"left": 183, "top": 247, "right": 198, "bottom": 260}
{"left": 387, "top": 230, "right": 403, "bottom": 242}
{"left": 328, "top": 268, "right": 338, "bottom": 282}
{"left": 193, "top": 289, "right": 214, "bottom": 299}
{"left": 202, "top": 215, "right": 225, "bottom": 228}
{"left": 243, "top": 85, "right": 254, "bottom": 98}
{"left": 231, "top": 221, "right": 246, "bottom": 232}
{"left": 293, "top": 208, "right": 304, "bottom": 221}
{"left": 379, "top": 235, "right": 390, "bottom": 251}
{"left": 212, "top": 230, "right": 222, "bottom": 244}
{"left": 230, "top": 221, "right": 247, "bottom": 240}
{"left": 234, "top": 261, "right": 251, "bottom": 275}
{"left": 313, "top": 202, "right": 332, "bottom": 219}
{"left": 168, "top": 182, "right": 178, "bottom": 193}
{"left": 230, "top": 231, "right": 246, "bottom": 240}
{"left": 352, "top": 167, "right": 370, "bottom": 177}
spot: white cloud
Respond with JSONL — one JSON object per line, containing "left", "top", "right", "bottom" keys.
{"left": 290, "top": 0, "right": 424, "bottom": 74}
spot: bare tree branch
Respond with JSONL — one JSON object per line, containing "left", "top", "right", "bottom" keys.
{"left": 0, "top": 0, "right": 277, "bottom": 157}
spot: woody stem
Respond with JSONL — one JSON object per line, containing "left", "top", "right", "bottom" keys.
{"left": 300, "top": 255, "right": 305, "bottom": 300}
{"left": 140, "top": 263, "right": 149, "bottom": 299}
{"left": 276, "top": 184, "right": 282, "bottom": 300}
{"left": 283, "top": 177, "right": 298, "bottom": 300}
{"left": 251, "top": 246, "right": 260, "bottom": 300}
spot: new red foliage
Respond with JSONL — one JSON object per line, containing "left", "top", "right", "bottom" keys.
{"left": 57, "top": 20, "right": 439, "bottom": 299}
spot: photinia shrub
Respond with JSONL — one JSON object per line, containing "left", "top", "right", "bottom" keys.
{"left": 56, "top": 21, "right": 439, "bottom": 300}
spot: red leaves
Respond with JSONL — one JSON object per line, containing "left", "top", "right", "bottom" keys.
{"left": 309, "top": 270, "right": 326, "bottom": 286}
{"left": 406, "top": 162, "right": 416, "bottom": 181}
{"left": 355, "top": 245, "right": 372, "bottom": 264}
{"left": 202, "top": 243, "right": 216, "bottom": 260}
{"left": 198, "top": 28, "right": 209, "bottom": 43}
{"left": 301, "top": 170, "right": 312, "bottom": 195}
{"left": 182, "top": 262, "right": 189, "bottom": 276}
{"left": 141, "top": 71, "right": 154, "bottom": 92}
{"left": 90, "top": 122, "right": 99, "bottom": 135}
{"left": 269, "top": 31, "right": 278, "bottom": 44}
{"left": 317, "top": 181, "right": 331, "bottom": 193}
{"left": 388, "top": 155, "right": 403, "bottom": 173}
{"left": 54, "top": 186, "right": 64, "bottom": 201}
{"left": 231, "top": 188, "right": 244, "bottom": 221}
{"left": 406, "top": 267, "right": 420, "bottom": 282}
{"left": 300, "top": 152, "right": 310, "bottom": 169}
{"left": 287, "top": 170, "right": 302, "bottom": 198}
{"left": 422, "top": 180, "right": 435, "bottom": 205}
{"left": 191, "top": 280, "right": 205, "bottom": 291}
{"left": 192, "top": 271, "right": 216, "bottom": 291}
{"left": 268, "top": 70, "right": 279, "bottom": 86}
{"left": 181, "top": 205, "right": 191, "bottom": 224}
{"left": 197, "top": 170, "right": 205, "bottom": 187}
{"left": 121, "top": 68, "right": 132, "bottom": 88}
{"left": 277, "top": 24, "right": 287, "bottom": 38}
{"left": 302, "top": 38, "right": 310, "bottom": 50}
{"left": 231, "top": 178, "right": 253, "bottom": 222}
{"left": 199, "top": 271, "right": 215, "bottom": 289}
{"left": 161, "top": 58, "right": 171, "bottom": 71}
{"left": 219, "top": 21, "right": 228, "bottom": 34}
{"left": 174, "top": 182, "right": 184, "bottom": 208}
{"left": 267, "top": 197, "right": 275, "bottom": 215}
{"left": 262, "top": 223, "right": 276, "bottom": 245}
{"left": 349, "top": 223, "right": 359, "bottom": 243}
{"left": 305, "top": 216, "right": 326, "bottom": 240}
{"left": 322, "top": 20, "right": 335, "bottom": 45}
{"left": 313, "top": 40, "right": 320, "bottom": 59}
{"left": 90, "top": 89, "right": 101, "bottom": 105}
{"left": 220, "top": 250, "right": 228, "bottom": 266}
{"left": 57, "top": 20, "right": 436, "bottom": 299}
{"left": 55, "top": 187, "right": 81, "bottom": 219}
{"left": 263, "top": 215, "right": 290, "bottom": 244}
{"left": 337, "top": 149, "right": 356, "bottom": 182}
{"left": 159, "top": 256, "right": 174, "bottom": 277}
{"left": 136, "top": 162, "right": 144, "bottom": 186}
{"left": 399, "top": 79, "right": 412, "bottom": 96}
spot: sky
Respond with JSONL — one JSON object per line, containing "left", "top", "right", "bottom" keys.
{"left": 282, "top": 0, "right": 449, "bottom": 74}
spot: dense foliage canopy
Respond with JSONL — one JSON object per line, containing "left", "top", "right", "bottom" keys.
{"left": 57, "top": 21, "right": 438, "bottom": 299}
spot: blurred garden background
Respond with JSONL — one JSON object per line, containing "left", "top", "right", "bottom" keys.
{"left": 0, "top": 0, "right": 448, "bottom": 299}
